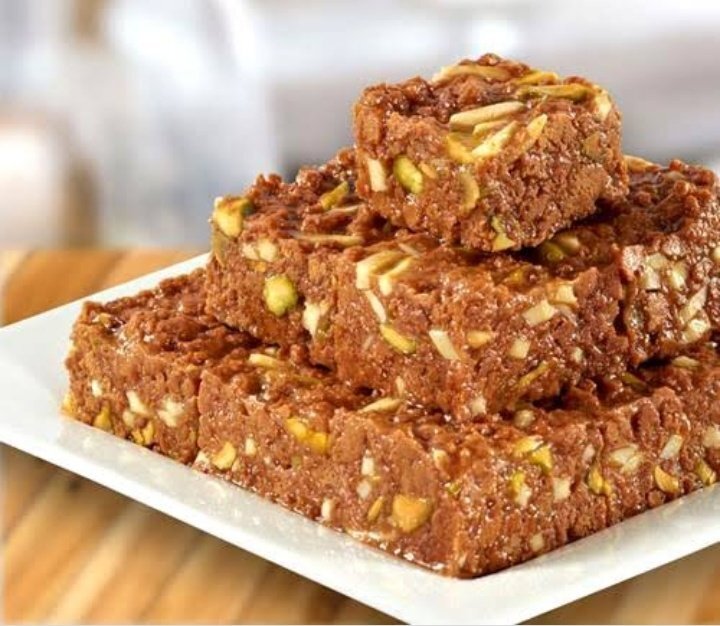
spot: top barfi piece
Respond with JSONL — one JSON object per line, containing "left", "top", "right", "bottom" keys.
{"left": 353, "top": 53, "right": 628, "bottom": 251}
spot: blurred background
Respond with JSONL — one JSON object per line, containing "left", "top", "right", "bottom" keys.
{"left": 2, "top": 0, "right": 720, "bottom": 247}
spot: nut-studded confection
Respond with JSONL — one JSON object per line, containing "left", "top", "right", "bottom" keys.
{"left": 353, "top": 53, "right": 627, "bottom": 250}
{"left": 64, "top": 272, "right": 720, "bottom": 577}
{"left": 205, "top": 148, "right": 387, "bottom": 366}
{"left": 64, "top": 271, "right": 255, "bottom": 462}
{"left": 206, "top": 157, "right": 719, "bottom": 418}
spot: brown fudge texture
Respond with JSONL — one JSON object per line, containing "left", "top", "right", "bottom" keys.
{"left": 65, "top": 272, "right": 720, "bottom": 577}
{"left": 65, "top": 271, "right": 255, "bottom": 462}
{"left": 540, "top": 158, "right": 720, "bottom": 364}
{"left": 333, "top": 159, "right": 720, "bottom": 417}
{"left": 205, "top": 148, "right": 387, "bottom": 367}
{"left": 353, "top": 53, "right": 628, "bottom": 251}
{"left": 197, "top": 341, "right": 720, "bottom": 578}
{"left": 206, "top": 154, "right": 718, "bottom": 418}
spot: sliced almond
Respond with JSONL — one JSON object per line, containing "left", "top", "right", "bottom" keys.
{"left": 355, "top": 250, "right": 404, "bottom": 290}
{"left": 449, "top": 101, "right": 526, "bottom": 131}
{"left": 360, "top": 397, "right": 403, "bottom": 413}
{"left": 471, "top": 121, "right": 519, "bottom": 160}
{"left": 428, "top": 329, "right": 462, "bottom": 361}
{"left": 432, "top": 63, "right": 511, "bottom": 83}
{"left": 366, "top": 157, "right": 387, "bottom": 192}
{"left": 378, "top": 257, "right": 414, "bottom": 296}
{"left": 364, "top": 291, "right": 387, "bottom": 323}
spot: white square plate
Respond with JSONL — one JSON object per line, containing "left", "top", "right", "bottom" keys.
{"left": 1, "top": 255, "right": 719, "bottom": 625}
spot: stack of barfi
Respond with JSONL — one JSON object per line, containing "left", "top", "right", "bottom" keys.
{"left": 66, "top": 54, "right": 720, "bottom": 577}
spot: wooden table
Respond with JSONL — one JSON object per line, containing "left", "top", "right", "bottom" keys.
{"left": 3, "top": 250, "right": 720, "bottom": 624}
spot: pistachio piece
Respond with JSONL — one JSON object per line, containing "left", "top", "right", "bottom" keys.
{"left": 391, "top": 495, "right": 433, "bottom": 533}
{"left": 360, "top": 397, "right": 402, "bottom": 413}
{"left": 523, "top": 299, "right": 557, "bottom": 327}
{"left": 212, "top": 442, "right": 237, "bottom": 470}
{"left": 432, "top": 63, "right": 511, "bottom": 83}
{"left": 263, "top": 274, "right": 298, "bottom": 317}
{"left": 529, "top": 445, "right": 553, "bottom": 473}
{"left": 471, "top": 121, "right": 518, "bottom": 160}
{"left": 516, "top": 69, "right": 560, "bottom": 85}
{"left": 516, "top": 114, "right": 548, "bottom": 155}
{"left": 445, "top": 132, "right": 476, "bottom": 164}
{"left": 212, "top": 196, "right": 253, "bottom": 238}
{"left": 93, "top": 404, "right": 112, "bottom": 431}
{"left": 517, "top": 362, "right": 550, "bottom": 389}
{"left": 449, "top": 101, "right": 526, "bottom": 131}
{"left": 458, "top": 170, "right": 482, "bottom": 214}
{"left": 306, "top": 431, "right": 329, "bottom": 455}
{"left": 620, "top": 371, "right": 647, "bottom": 392}
{"left": 379, "top": 323, "right": 417, "bottom": 355}
{"left": 364, "top": 290, "right": 387, "bottom": 323}
{"left": 539, "top": 241, "right": 566, "bottom": 264}
{"left": 654, "top": 466, "right": 680, "bottom": 495}
{"left": 355, "top": 250, "right": 404, "bottom": 290}
{"left": 393, "top": 156, "right": 424, "bottom": 195}
{"left": 509, "top": 470, "right": 532, "bottom": 507}
{"left": 516, "top": 83, "right": 593, "bottom": 102}
{"left": 695, "top": 459, "right": 717, "bottom": 486}
{"left": 285, "top": 416, "right": 309, "bottom": 441}
{"left": 366, "top": 157, "right": 387, "bottom": 192}
{"left": 508, "top": 338, "right": 531, "bottom": 359}
{"left": 367, "top": 496, "right": 385, "bottom": 522}
{"left": 587, "top": 463, "right": 612, "bottom": 496}
{"left": 318, "top": 180, "right": 349, "bottom": 210}
{"left": 467, "top": 330, "right": 495, "bottom": 348}
{"left": 428, "top": 329, "right": 462, "bottom": 361}
{"left": 513, "top": 435, "right": 543, "bottom": 457}
{"left": 490, "top": 215, "right": 516, "bottom": 251}
{"left": 285, "top": 417, "right": 329, "bottom": 454}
